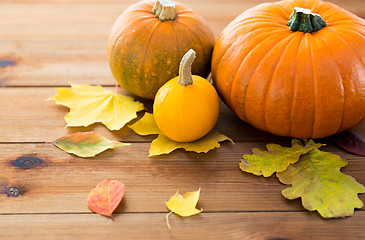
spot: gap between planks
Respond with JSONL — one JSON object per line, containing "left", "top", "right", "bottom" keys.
{"left": 0, "top": 210, "right": 325, "bottom": 216}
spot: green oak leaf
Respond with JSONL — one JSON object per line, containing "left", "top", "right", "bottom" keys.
{"left": 277, "top": 148, "right": 365, "bottom": 218}
{"left": 240, "top": 139, "right": 323, "bottom": 177}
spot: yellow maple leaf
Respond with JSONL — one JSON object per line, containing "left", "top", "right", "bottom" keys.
{"left": 128, "top": 112, "right": 161, "bottom": 135}
{"left": 128, "top": 113, "right": 233, "bottom": 156}
{"left": 49, "top": 83, "right": 145, "bottom": 130}
{"left": 165, "top": 188, "right": 203, "bottom": 228}
{"left": 150, "top": 131, "right": 232, "bottom": 156}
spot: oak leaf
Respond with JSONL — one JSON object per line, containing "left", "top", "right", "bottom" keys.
{"left": 87, "top": 179, "right": 125, "bottom": 220}
{"left": 240, "top": 139, "right": 323, "bottom": 177}
{"left": 53, "top": 132, "right": 129, "bottom": 158}
{"left": 277, "top": 148, "right": 365, "bottom": 218}
{"left": 165, "top": 188, "right": 202, "bottom": 228}
{"left": 129, "top": 113, "right": 233, "bottom": 156}
{"left": 49, "top": 83, "right": 145, "bottom": 130}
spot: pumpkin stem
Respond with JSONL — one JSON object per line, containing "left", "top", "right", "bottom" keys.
{"left": 287, "top": 7, "right": 326, "bottom": 33}
{"left": 152, "top": 0, "right": 177, "bottom": 21}
{"left": 178, "top": 49, "right": 196, "bottom": 86}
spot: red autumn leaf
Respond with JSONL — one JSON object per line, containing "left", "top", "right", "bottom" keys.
{"left": 87, "top": 179, "right": 125, "bottom": 220}
{"left": 332, "top": 131, "right": 365, "bottom": 156}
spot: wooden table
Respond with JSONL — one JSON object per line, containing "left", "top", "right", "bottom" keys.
{"left": 1, "top": 0, "right": 364, "bottom": 239}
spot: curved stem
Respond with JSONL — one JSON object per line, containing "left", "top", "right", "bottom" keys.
{"left": 178, "top": 49, "right": 196, "bottom": 86}
{"left": 152, "top": 0, "right": 177, "bottom": 21}
{"left": 165, "top": 211, "right": 172, "bottom": 229}
{"left": 287, "top": 7, "right": 326, "bottom": 33}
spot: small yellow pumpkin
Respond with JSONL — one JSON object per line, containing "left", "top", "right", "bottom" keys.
{"left": 153, "top": 49, "right": 220, "bottom": 142}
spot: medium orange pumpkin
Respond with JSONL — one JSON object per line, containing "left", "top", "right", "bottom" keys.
{"left": 212, "top": 0, "right": 365, "bottom": 138}
{"left": 108, "top": 0, "right": 215, "bottom": 99}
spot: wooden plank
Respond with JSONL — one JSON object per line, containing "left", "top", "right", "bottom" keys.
{"left": 0, "top": 0, "right": 243, "bottom": 87}
{"left": 0, "top": 1, "right": 255, "bottom": 39}
{"left": 0, "top": 212, "right": 365, "bottom": 240}
{"left": 0, "top": 87, "right": 289, "bottom": 142}
{"left": 0, "top": 86, "right": 363, "bottom": 142}
{"left": 1, "top": 1, "right": 365, "bottom": 87}
{"left": 3, "top": 0, "right": 365, "bottom": 14}
{"left": 0, "top": 143, "right": 363, "bottom": 214}
{"left": 0, "top": 0, "right": 363, "bottom": 39}
{"left": 0, "top": 38, "right": 114, "bottom": 87}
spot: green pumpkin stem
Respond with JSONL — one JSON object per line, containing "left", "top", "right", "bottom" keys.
{"left": 152, "top": 0, "right": 177, "bottom": 21}
{"left": 178, "top": 49, "right": 196, "bottom": 86}
{"left": 287, "top": 7, "right": 326, "bottom": 33}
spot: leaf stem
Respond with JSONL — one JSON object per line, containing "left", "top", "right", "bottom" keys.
{"left": 166, "top": 211, "right": 173, "bottom": 229}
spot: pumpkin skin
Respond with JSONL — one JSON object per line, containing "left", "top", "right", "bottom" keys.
{"left": 108, "top": 0, "right": 215, "bottom": 99}
{"left": 154, "top": 76, "right": 220, "bottom": 142}
{"left": 154, "top": 50, "right": 220, "bottom": 142}
{"left": 211, "top": 0, "right": 365, "bottom": 138}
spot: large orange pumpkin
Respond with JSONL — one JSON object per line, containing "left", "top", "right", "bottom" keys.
{"left": 108, "top": 0, "right": 215, "bottom": 99}
{"left": 212, "top": 0, "right": 365, "bottom": 138}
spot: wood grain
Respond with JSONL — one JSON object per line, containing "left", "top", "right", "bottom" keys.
{"left": 1, "top": 86, "right": 363, "bottom": 142}
{"left": 1, "top": 0, "right": 365, "bottom": 239}
{"left": 0, "top": 87, "right": 291, "bottom": 142}
{"left": 0, "top": 143, "right": 363, "bottom": 214}
{"left": 1, "top": 0, "right": 364, "bottom": 87}
{"left": 0, "top": 212, "right": 364, "bottom": 240}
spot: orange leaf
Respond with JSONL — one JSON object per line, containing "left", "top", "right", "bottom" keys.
{"left": 87, "top": 179, "right": 125, "bottom": 220}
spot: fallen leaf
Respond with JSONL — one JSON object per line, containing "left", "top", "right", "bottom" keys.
{"left": 166, "top": 188, "right": 202, "bottom": 216}
{"left": 277, "top": 148, "right": 365, "bottom": 218}
{"left": 240, "top": 139, "right": 323, "bottom": 177}
{"left": 128, "top": 112, "right": 161, "bottom": 135}
{"left": 87, "top": 179, "right": 125, "bottom": 220}
{"left": 49, "top": 83, "right": 145, "bottom": 130}
{"left": 129, "top": 113, "right": 233, "bottom": 156}
{"left": 150, "top": 131, "right": 232, "bottom": 156}
{"left": 53, "top": 132, "right": 129, "bottom": 158}
{"left": 332, "top": 131, "right": 365, "bottom": 156}
{"left": 165, "top": 188, "right": 202, "bottom": 228}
